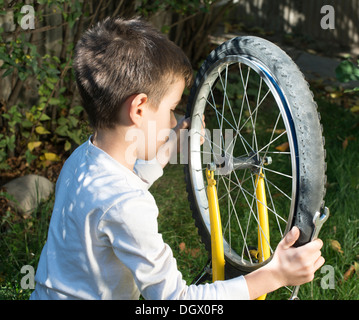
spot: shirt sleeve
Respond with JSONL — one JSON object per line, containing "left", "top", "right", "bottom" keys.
{"left": 134, "top": 158, "right": 163, "bottom": 188}
{"left": 97, "top": 194, "right": 250, "bottom": 300}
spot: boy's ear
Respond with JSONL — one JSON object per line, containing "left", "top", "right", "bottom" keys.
{"left": 128, "top": 93, "right": 148, "bottom": 127}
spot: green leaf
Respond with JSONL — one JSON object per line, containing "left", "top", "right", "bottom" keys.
{"left": 48, "top": 77, "right": 58, "bottom": 84}
{"left": 69, "top": 106, "right": 83, "bottom": 115}
{"left": 22, "top": 120, "right": 34, "bottom": 128}
{"left": 35, "top": 126, "right": 51, "bottom": 135}
{"left": 336, "top": 60, "right": 359, "bottom": 83}
{"left": 64, "top": 140, "right": 71, "bottom": 151}
{"left": 0, "top": 52, "right": 10, "bottom": 63}
{"left": 49, "top": 98, "right": 60, "bottom": 105}
{"left": 6, "top": 135, "right": 16, "bottom": 151}
{"left": 39, "top": 113, "right": 51, "bottom": 121}
{"left": 68, "top": 115, "right": 78, "bottom": 127}
{"left": 55, "top": 125, "right": 68, "bottom": 136}
{"left": 2, "top": 68, "right": 13, "bottom": 78}
{"left": 2, "top": 113, "right": 10, "bottom": 120}
{"left": 18, "top": 71, "right": 28, "bottom": 81}
{"left": 350, "top": 106, "right": 359, "bottom": 113}
{"left": 0, "top": 134, "right": 6, "bottom": 148}
{"left": 57, "top": 117, "right": 67, "bottom": 126}
{"left": 25, "top": 149, "right": 37, "bottom": 164}
{"left": 46, "top": 82, "right": 55, "bottom": 90}
{"left": 42, "top": 152, "right": 61, "bottom": 161}
{"left": 67, "top": 129, "right": 82, "bottom": 145}
{"left": 344, "top": 87, "right": 359, "bottom": 93}
{"left": 52, "top": 56, "right": 61, "bottom": 64}
{"left": 28, "top": 141, "right": 42, "bottom": 151}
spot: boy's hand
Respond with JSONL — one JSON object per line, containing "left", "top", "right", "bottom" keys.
{"left": 174, "top": 115, "right": 205, "bottom": 152}
{"left": 268, "top": 226, "right": 325, "bottom": 287}
{"left": 157, "top": 115, "right": 205, "bottom": 168}
{"left": 245, "top": 226, "right": 325, "bottom": 299}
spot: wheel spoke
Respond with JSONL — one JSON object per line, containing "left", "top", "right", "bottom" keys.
{"left": 223, "top": 171, "right": 288, "bottom": 224}
{"left": 205, "top": 96, "right": 255, "bottom": 155}
{"left": 253, "top": 164, "right": 292, "bottom": 180}
{"left": 189, "top": 54, "right": 298, "bottom": 273}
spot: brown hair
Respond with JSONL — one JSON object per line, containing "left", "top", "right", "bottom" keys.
{"left": 73, "top": 17, "right": 193, "bottom": 129}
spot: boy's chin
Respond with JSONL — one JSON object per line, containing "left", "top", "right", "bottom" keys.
{"left": 139, "top": 148, "right": 162, "bottom": 162}
{"left": 137, "top": 154, "right": 157, "bottom": 162}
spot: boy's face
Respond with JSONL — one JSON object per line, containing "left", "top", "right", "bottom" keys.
{"left": 137, "top": 78, "right": 185, "bottom": 161}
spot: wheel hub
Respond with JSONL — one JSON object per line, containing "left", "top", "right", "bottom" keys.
{"left": 210, "top": 152, "right": 271, "bottom": 175}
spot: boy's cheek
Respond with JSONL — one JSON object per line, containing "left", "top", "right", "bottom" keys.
{"left": 155, "top": 135, "right": 168, "bottom": 153}
{"left": 137, "top": 121, "right": 173, "bottom": 159}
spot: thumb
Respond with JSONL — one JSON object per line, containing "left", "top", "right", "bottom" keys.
{"left": 280, "top": 226, "right": 300, "bottom": 249}
{"left": 182, "top": 117, "right": 191, "bottom": 129}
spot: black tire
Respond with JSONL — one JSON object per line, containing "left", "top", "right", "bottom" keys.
{"left": 184, "top": 36, "right": 326, "bottom": 278}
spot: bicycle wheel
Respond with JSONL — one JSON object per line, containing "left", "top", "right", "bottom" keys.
{"left": 184, "top": 36, "right": 326, "bottom": 277}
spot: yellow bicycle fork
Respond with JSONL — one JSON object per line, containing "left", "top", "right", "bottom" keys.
{"left": 206, "top": 166, "right": 270, "bottom": 300}
{"left": 206, "top": 168, "right": 225, "bottom": 282}
{"left": 254, "top": 168, "right": 270, "bottom": 300}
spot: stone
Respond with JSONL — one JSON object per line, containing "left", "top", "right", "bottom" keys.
{"left": 2, "top": 175, "right": 54, "bottom": 217}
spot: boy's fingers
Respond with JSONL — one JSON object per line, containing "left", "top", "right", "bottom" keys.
{"left": 300, "top": 238, "right": 323, "bottom": 254}
{"left": 280, "top": 226, "right": 300, "bottom": 249}
{"left": 200, "top": 115, "right": 206, "bottom": 145}
{"left": 175, "top": 116, "right": 190, "bottom": 130}
{"left": 314, "top": 255, "right": 325, "bottom": 271}
{"left": 183, "top": 117, "right": 191, "bottom": 128}
{"left": 312, "top": 238, "right": 324, "bottom": 249}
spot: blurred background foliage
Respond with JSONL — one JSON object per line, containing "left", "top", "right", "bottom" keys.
{"left": 0, "top": 0, "right": 235, "bottom": 180}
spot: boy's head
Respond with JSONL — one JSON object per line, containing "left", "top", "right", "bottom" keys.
{"left": 73, "top": 17, "right": 193, "bottom": 130}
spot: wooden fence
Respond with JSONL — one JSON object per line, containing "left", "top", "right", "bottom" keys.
{"left": 230, "top": 0, "right": 359, "bottom": 52}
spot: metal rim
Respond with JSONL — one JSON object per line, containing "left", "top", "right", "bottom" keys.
{"left": 188, "top": 55, "right": 299, "bottom": 269}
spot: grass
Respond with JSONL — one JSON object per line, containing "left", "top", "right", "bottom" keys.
{"left": 0, "top": 195, "right": 53, "bottom": 299}
{"left": 268, "top": 92, "right": 359, "bottom": 300}
{"left": 151, "top": 165, "right": 209, "bottom": 283}
{"left": 0, "top": 87, "right": 358, "bottom": 300}
{"left": 311, "top": 95, "right": 359, "bottom": 300}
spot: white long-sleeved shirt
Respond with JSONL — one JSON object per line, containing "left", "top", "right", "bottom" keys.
{"left": 30, "top": 137, "right": 249, "bottom": 300}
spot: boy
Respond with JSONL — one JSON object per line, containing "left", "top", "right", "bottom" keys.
{"left": 30, "top": 17, "right": 324, "bottom": 300}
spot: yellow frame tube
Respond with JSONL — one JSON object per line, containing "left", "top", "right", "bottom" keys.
{"left": 205, "top": 166, "right": 270, "bottom": 300}
{"left": 206, "top": 168, "right": 225, "bottom": 282}
{"left": 255, "top": 169, "right": 270, "bottom": 300}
